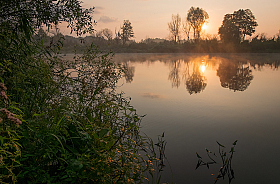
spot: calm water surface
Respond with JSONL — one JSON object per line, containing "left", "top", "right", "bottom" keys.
{"left": 114, "top": 53, "right": 280, "bottom": 184}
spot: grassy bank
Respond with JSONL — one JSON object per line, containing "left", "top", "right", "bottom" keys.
{"left": 0, "top": 1, "right": 165, "bottom": 183}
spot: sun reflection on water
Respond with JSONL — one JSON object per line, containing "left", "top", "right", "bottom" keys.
{"left": 200, "top": 63, "right": 206, "bottom": 73}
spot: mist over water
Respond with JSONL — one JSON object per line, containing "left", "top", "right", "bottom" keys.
{"left": 114, "top": 53, "right": 280, "bottom": 184}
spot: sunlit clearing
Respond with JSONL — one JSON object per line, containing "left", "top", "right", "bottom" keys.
{"left": 202, "top": 24, "right": 207, "bottom": 30}
{"left": 200, "top": 63, "right": 206, "bottom": 73}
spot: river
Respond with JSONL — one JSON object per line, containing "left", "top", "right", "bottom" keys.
{"left": 113, "top": 53, "right": 280, "bottom": 184}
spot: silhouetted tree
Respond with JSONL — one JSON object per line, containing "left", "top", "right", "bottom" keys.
{"left": 218, "top": 14, "right": 241, "bottom": 44}
{"left": 102, "top": 28, "right": 113, "bottom": 40}
{"left": 114, "top": 29, "right": 122, "bottom": 45}
{"left": 217, "top": 61, "right": 253, "bottom": 92}
{"left": 187, "top": 7, "right": 209, "bottom": 40}
{"left": 168, "top": 14, "right": 181, "bottom": 42}
{"left": 219, "top": 9, "right": 258, "bottom": 43}
{"left": 233, "top": 9, "right": 258, "bottom": 42}
{"left": 121, "top": 20, "right": 134, "bottom": 45}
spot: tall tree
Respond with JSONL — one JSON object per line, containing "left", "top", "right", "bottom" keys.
{"left": 168, "top": 14, "right": 181, "bottom": 42}
{"left": 120, "top": 20, "right": 134, "bottom": 45}
{"left": 187, "top": 7, "right": 209, "bottom": 40}
{"left": 114, "top": 28, "right": 122, "bottom": 44}
{"left": 233, "top": 9, "right": 258, "bottom": 42}
{"left": 218, "top": 9, "right": 258, "bottom": 43}
{"left": 218, "top": 14, "right": 241, "bottom": 43}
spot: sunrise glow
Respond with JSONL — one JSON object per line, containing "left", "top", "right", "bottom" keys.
{"left": 84, "top": 0, "right": 280, "bottom": 41}
{"left": 202, "top": 24, "right": 208, "bottom": 30}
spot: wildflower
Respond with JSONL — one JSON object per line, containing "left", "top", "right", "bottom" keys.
{"left": 0, "top": 108, "right": 22, "bottom": 125}
{"left": 0, "top": 108, "right": 10, "bottom": 116}
{"left": 0, "top": 83, "right": 7, "bottom": 100}
{"left": 8, "top": 115, "right": 22, "bottom": 125}
{"left": 0, "top": 83, "right": 7, "bottom": 91}
{"left": 0, "top": 90, "right": 7, "bottom": 100}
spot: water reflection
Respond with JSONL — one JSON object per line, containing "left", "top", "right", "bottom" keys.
{"left": 183, "top": 61, "right": 207, "bottom": 95}
{"left": 217, "top": 60, "right": 253, "bottom": 91}
{"left": 199, "top": 63, "right": 206, "bottom": 73}
{"left": 113, "top": 53, "right": 280, "bottom": 184}
{"left": 168, "top": 60, "right": 181, "bottom": 88}
{"left": 115, "top": 53, "right": 280, "bottom": 94}
{"left": 122, "top": 62, "right": 135, "bottom": 83}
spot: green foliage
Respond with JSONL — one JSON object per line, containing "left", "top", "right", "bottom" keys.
{"left": 1, "top": 43, "right": 166, "bottom": 183}
{"left": 0, "top": 0, "right": 95, "bottom": 117}
{"left": 1, "top": 1, "right": 166, "bottom": 183}
{"left": 0, "top": 0, "right": 95, "bottom": 38}
{"left": 0, "top": 125, "right": 22, "bottom": 184}
{"left": 0, "top": 83, "right": 23, "bottom": 183}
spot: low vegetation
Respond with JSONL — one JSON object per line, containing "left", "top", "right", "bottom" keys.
{"left": 41, "top": 32, "right": 280, "bottom": 54}
{"left": 0, "top": 1, "right": 165, "bottom": 183}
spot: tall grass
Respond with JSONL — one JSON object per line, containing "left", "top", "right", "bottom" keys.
{"left": 0, "top": 40, "right": 166, "bottom": 183}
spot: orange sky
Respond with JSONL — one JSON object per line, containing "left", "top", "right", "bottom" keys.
{"left": 60, "top": 0, "right": 280, "bottom": 41}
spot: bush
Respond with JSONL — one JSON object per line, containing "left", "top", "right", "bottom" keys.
{"left": 0, "top": 41, "right": 165, "bottom": 183}
{"left": 0, "top": 1, "right": 165, "bottom": 182}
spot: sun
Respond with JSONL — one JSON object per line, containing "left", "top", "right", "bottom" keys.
{"left": 202, "top": 24, "right": 208, "bottom": 30}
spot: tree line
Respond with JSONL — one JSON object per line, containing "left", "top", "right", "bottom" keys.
{"left": 168, "top": 7, "right": 209, "bottom": 42}
{"left": 36, "top": 6, "right": 280, "bottom": 53}
{"left": 168, "top": 7, "right": 259, "bottom": 44}
{"left": 42, "top": 31, "right": 280, "bottom": 53}
{"left": 32, "top": 5, "right": 280, "bottom": 53}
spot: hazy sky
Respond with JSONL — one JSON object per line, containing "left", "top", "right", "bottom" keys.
{"left": 69, "top": 0, "right": 280, "bottom": 41}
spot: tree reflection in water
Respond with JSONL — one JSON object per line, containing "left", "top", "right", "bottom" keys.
{"left": 123, "top": 62, "right": 135, "bottom": 83}
{"left": 168, "top": 58, "right": 208, "bottom": 94}
{"left": 113, "top": 54, "right": 276, "bottom": 94}
{"left": 168, "top": 59, "right": 181, "bottom": 88}
{"left": 183, "top": 61, "right": 207, "bottom": 95}
{"left": 217, "top": 61, "right": 253, "bottom": 91}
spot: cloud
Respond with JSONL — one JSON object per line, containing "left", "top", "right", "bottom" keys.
{"left": 98, "top": 16, "right": 118, "bottom": 23}
{"left": 93, "top": 6, "right": 104, "bottom": 15}
{"left": 141, "top": 92, "right": 166, "bottom": 99}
